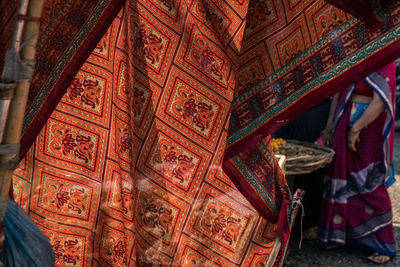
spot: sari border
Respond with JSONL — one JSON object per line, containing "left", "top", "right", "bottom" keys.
{"left": 364, "top": 71, "right": 395, "bottom": 182}
{"left": 19, "top": 0, "right": 126, "bottom": 158}
{"left": 223, "top": 159, "right": 278, "bottom": 222}
{"left": 225, "top": 24, "right": 400, "bottom": 159}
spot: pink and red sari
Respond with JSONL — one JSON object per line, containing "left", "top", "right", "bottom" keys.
{"left": 319, "top": 63, "right": 397, "bottom": 256}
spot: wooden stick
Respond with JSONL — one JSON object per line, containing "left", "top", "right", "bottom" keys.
{"left": 0, "top": 0, "right": 45, "bottom": 197}
{"left": 265, "top": 237, "right": 281, "bottom": 266}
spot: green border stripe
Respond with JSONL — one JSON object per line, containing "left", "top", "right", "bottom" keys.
{"left": 228, "top": 21, "right": 400, "bottom": 146}
{"left": 232, "top": 155, "right": 277, "bottom": 211}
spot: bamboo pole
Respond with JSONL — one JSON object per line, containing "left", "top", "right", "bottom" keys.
{"left": 0, "top": 0, "right": 45, "bottom": 199}
{"left": 265, "top": 237, "right": 281, "bottom": 266}
{"left": 0, "top": 0, "right": 29, "bottom": 144}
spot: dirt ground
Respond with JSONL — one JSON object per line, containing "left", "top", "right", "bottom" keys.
{"left": 283, "top": 122, "right": 400, "bottom": 267}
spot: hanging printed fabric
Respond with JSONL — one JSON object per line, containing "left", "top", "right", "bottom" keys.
{"left": 1, "top": 0, "right": 400, "bottom": 266}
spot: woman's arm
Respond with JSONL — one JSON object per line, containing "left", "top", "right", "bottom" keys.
{"left": 325, "top": 93, "right": 339, "bottom": 131}
{"left": 321, "top": 93, "right": 339, "bottom": 146}
{"left": 348, "top": 91, "right": 385, "bottom": 151}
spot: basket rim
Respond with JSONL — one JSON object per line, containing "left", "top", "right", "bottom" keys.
{"left": 283, "top": 139, "right": 334, "bottom": 153}
{"left": 277, "top": 139, "right": 334, "bottom": 161}
{"left": 273, "top": 139, "right": 335, "bottom": 175}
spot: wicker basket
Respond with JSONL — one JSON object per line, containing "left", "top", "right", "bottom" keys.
{"left": 274, "top": 139, "right": 334, "bottom": 175}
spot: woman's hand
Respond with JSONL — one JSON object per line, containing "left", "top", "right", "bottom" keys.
{"left": 321, "top": 128, "right": 333, "bottom": 147}
{"left": 347, "top": 129, "right": 360, "bottom": 152}
{"left": 347, "top": 91, "right": 385, "bottom": 152}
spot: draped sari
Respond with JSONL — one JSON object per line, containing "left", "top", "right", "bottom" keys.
{"left": 319, "top": 63, "right": 396, "bottom": 256}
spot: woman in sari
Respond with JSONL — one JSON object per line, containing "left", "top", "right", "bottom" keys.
{"left": 319, "top": 62, "right": 397, "bottom": 264}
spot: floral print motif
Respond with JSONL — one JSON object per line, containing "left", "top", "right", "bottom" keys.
{"left": 131, "top": 20, "right": 164, "bottom": 66}
{"left": 237, "top": 64, "right": 265, "bottom": 94}
{"left": 43, "top": 178, "right": 88, "bottom": 216}
{"left": 198, "top": 1, "right": 224, "bottom": 34}
{"left": 138, "top": 191, "right": 174, "bottom": 239}
{"left": 152, "top": 139, "right": 195, "bottom": 184}
{"left": 282, "top": 35, "right": 304, "bottom": 64}
{"left": 56, "top": 239, "right": 80, "bottom": 265}
{"left": 67, "top": 78, "right": 101, "bottom": 109}
{"left": 111, "top": 175, "right": 134, "bottom": 217}
{"left": 172, "top": 86, "right": 215, "bottom": 132}
{"left": 190, "top": 31, "right": 226, "bottom": 82}
{"left": 119, "top": 127, "right": 133, "bottom": 157}
{"left": 49, "top": 124, "right": 94, "bottom": 164}
{"left": 101, "top": 228, "right": 128, "bottom": 265}
{"left": 200, "top": 201, "right": 242, "bottom": 246}
{"left": 129, "top": 85, "right": 146, "bottom": 118}
{"left": 75, "top": 135, "right": 93, "bottom": 163}
{"left": 120, "top": 67, "right": 148, "bottom": 120}
{"left": 47, "top": 233, "right": 82, "bottom": 266}
{"left": 246, "top": 0, "right": 272, "bottom": 30}
{"left": 317, "top": 6, "right": 345, "bottom": 37}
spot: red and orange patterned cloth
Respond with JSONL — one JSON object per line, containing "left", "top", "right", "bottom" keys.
{"left": 2, "top": 0, "right": 400, "bottom": 266}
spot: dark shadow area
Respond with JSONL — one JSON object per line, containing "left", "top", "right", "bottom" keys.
{"left": 272, "top": 98, "right": 331, "bottom": 236}
{"left": 284, "top": 225, "right": 400, "bottom": 267}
